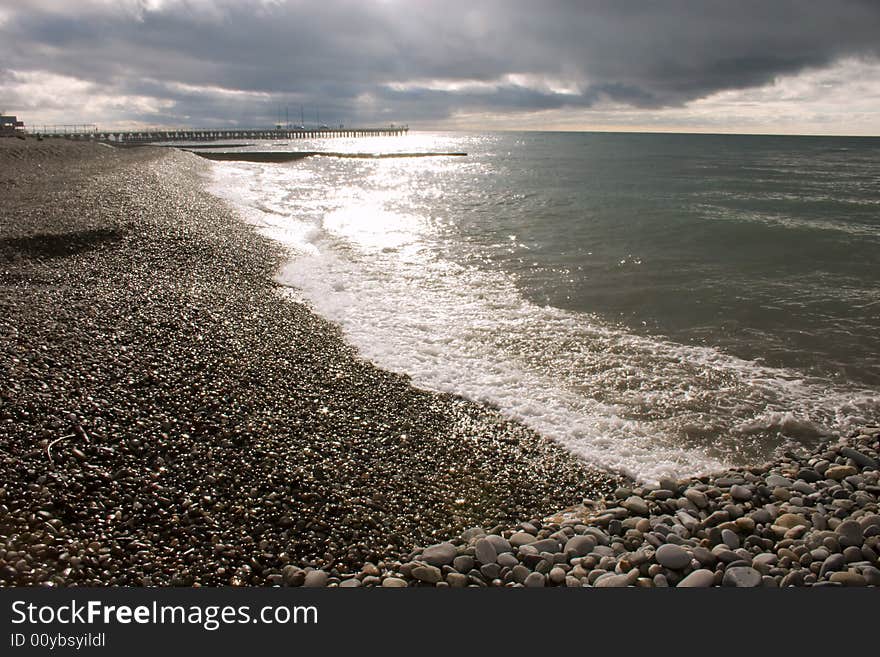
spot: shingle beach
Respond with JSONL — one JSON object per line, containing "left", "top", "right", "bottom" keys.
{"left": 0, "top": 140, "right": 617, "bottom": 586}
{"left": 1, "top": 139, "right": 877, "bottom": 587}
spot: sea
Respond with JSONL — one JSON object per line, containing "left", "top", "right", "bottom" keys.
{"left": 204, "top": 131, "right": 880, "bottom": 482}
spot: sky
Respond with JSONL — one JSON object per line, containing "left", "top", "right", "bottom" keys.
{"left": 2, "top": 0, "right": 880, "bottom": 135}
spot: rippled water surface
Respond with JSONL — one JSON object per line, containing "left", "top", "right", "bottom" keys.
{"left": 206, "top": 131, "right": 880, "bottom": 481}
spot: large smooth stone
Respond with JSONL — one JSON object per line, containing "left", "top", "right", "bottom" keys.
{"left": 655, "top": 544, "right": 691, "bottom": 570}
{"left": 474, "top": 538, "right": 498, "bottom": 565}
{"left": 420, "top": 542, "right": 457, "bottom": 567}
{"left": 677, "top": 569, "right": 715, "bottom": 588}
{"left": 722, "top": 566, "right": 762, "bottom": 587}
{"left": 564, "top": 535, "right": 597, "bottom": 557}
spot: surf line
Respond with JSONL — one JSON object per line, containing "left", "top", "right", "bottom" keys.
{"left": 188, "top": 151, "right": 467, "bottom": 162}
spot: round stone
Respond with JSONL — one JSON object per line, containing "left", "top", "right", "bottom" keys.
{"left": 595, "top": 572, "right": 634, "bottom": 587}
{"left": 281, "top": 565, "right": 304, "bottom": 587}
{"left": 485, "top": 535, "right": 512, "bottom": 554}
{"left": 734, "top": 516, "right": 755, "bottom": 533}
{"left": 563, "top": 535, "right": 596, "bottom": 557}
{"left": 381, "top": 577, "right": 408, "bottom": 588}
{"left": 691, "top": 546, "right": 716, "bottom": 567}
{"left": 684, "top": 488, "right": 708, "bottom": 509}
{"left": 420, "top": 542, "right": 457, "bottom": 567}
{"left": 721, "top": 529, "right": 740, "bottom": 550}
{"left": 859, "top": 514, "right": 880, "bottom": 530}
{"left": 826, "top": 465, "right": 857, "bottom": 480}
{"left": 531, "top": 538, "right": 561, "bottom": 554}
{"left": 480, "top": 563, "right": 501, "bottom": 580}
{"left": 303, "top": 570, "right": 328, "bottom": 588}
{"left": 446, "top": 572, "right": 468, "bottom": 587}
{"left": 751, "top": 553, "right": 778, "bottom": 574}
{"left": 835, "top": 520, "right": 864, "bottom": 548}
{"left": 840, "top": 447, "right": 878, "bottom": 469}
{"left": 819, "top": 553, "right": 846, "bottom": 578}
{"left": 829, "top": 571, "right": 867, "bottom": 587}
{"left": 729, "top": 485, "right": 753, "bottom": 501}
{"left": 775, "top": 513, "right": 809, "bottom": 529}
{"left": 412, "top": 565, "right": 443, "bottom": 584}
{"left": 677, "top": 569, "right": 715, "bottom": 587}
{"left": 497, "top": 553, "right": 519, "bottom": 569}
{"left": 453, "top": 555, "right": 475, "bottom": 573}
{"left": 655, "top": 543, "right": 691, "bottom": 570}
{"left": 511, "top": 564, "right": 531, "bottom": 584}
{"left": 510, "top": 532, "right": 537, "bottom": 547}
{"left": 524, "top": 572, "right": 546, "bottom": 587}
{"left": 772, "top": 486, "right": 791, "bottom": 501}
{"left": 622, "top": 496, "right": 649, "bottom": 516}
{"left": 474, "top": 538, "right": 497, "bottom": 565}
{"left": 721, "top": 566, "right": 762, "bottom": 587}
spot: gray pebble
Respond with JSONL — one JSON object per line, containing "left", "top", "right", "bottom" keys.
{"left": 510, "top": 532, "right": 537, "bottom": 547}
{"left": 303, "top": 570, "right": 328, "bottom": 588}
{"left": 420, "top": 542, "right": 457, "bottom": 567}
{"left": 677, "top": 569, "right": 715, "bottom": 587}
{"left": 835, "top": 520, "right": 864, "bottom": 548}
{"left": 485, "top": 535, "right": 512, "bottom": 554}
{"left": 480, "top": 563, "right": 501, "bottom": 580}
{"left": 819, "top": 553, "right": 846, "bottom": 578}
{"left": 474, "top": 538, "right": 497, "bottom": 565}
{"left": 412, "top": 565, "right": 443, "bottom": 584}
{"left": 721, "top": 529, "right": 740, "bottom": 550}
{"left": 684, "top": 488, "right": 708, "bottom": 509}
{"left": 722, "top": 566, "right": 762, "bottom": 587}
{"left": 655, "top": 543, "right": 690, "bottom": 570}
{"left": 548, "top": 567, "right": 566, "bottom": 585}
{"left": 564, "top": 535, "right": 596, "bottom": 557}
{"left": 730, "top": 485, "right": 753, "bottom": 501}
{"left": 765, "top": 474, "right": 792, "bottom": 488}
{"left": 594, "top": 573, "right": 630, "bottom": 588}
{"left": 446, "top": 572, "right": 468, "bottom": 588}
{"left": 531, "top": 538, "right": 561, "bottom": 554}
{"left": 622, "top": 496, "right": 649, "bottom": 516}
{"left": 840, "top": 447, "right": 878, "bottom": 469}
{"left": 524, "top": 572, "right": 546, "bottom": 588}
{"left": 497, "top": 553, "right": 519, "bottom": 569}
{"left": 511, "top": 564, "right": 530, "bottom": 584}
{"left": 453, "top": 555, "right": 475, "bottom": 573}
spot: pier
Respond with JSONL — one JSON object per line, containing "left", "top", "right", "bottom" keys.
{"left": 26, "top": 126, "right": 408, "bottom": 144}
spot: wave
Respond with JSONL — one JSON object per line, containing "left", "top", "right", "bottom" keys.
{"left": 191, "top": 150, "right": 466, "bottom": 163}
{"left": 206, "top": 155, "right": 879, "bottom": 483}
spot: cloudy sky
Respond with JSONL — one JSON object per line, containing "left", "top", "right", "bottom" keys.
{"left": 2, "top": 0, "right": 880, "bottom": 134}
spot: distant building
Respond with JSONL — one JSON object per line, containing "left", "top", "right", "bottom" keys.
{"left": 1, "top": 115, "right": 25, "bottom": 137}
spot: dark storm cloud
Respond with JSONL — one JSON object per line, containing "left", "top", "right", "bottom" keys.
{"left": 1, "top": 0, "right": 879, "bottom": 126}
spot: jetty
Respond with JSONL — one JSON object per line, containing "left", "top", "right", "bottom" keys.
{"left": 26, "top": 125, "right": 408, "bottom": 144}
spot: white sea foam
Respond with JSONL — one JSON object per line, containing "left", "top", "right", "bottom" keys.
{"left": 207, "top": 155, "right": 879, "bottom": 483}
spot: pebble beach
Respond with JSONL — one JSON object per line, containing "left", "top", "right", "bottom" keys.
{"left": 348, "top": 429, "right": 879, "bottom": 588}
{"left": 1, "top": 139, "right": 877, "bottom": 587}
{"left": 0, "top": 139, "right": 616, "bottom": 586}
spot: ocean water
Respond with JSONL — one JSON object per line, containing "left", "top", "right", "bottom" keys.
{"left": 206, "top": 131, "right": 880, "bottom": 482}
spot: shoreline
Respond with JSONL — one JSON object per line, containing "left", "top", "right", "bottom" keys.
{"left": 349, "top": 429, "right": 878, "bottom": 587}
{"left": 1, "top": 138, "right": 877, "bottom": 587}
{"left": 0, "top": 139, "right": 618, "bottom": 586}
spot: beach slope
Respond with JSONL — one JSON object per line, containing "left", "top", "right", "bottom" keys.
{"left": 0, "top": 139, "right": 616, "bottom": 586}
